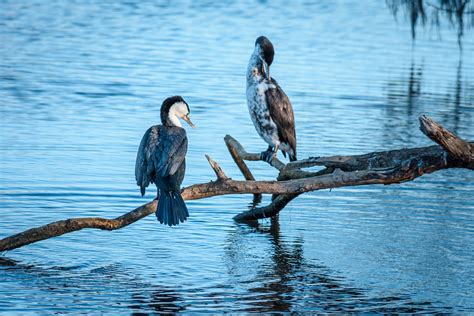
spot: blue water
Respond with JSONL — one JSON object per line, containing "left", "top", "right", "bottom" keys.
{"left": 1, "top": 0, "right": 473, "bottom": 313}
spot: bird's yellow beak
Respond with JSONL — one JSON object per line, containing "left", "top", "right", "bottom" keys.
{"left": 183, "top": 114, "right": 196, "bottom": 128}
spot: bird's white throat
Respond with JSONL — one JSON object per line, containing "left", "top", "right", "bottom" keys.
{"left": 168, "top": 102, "right": 189, "bottom": 127}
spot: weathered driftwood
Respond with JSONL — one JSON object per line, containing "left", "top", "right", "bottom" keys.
{"left": 419, "top": 115, "right": 473, "bottom": 166}
{"left": 0, "top": 116, "right": 472, "bottom": 252}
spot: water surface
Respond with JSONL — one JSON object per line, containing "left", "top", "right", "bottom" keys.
{"left": 1, "top": 0, "right": 473, "bottom": 313}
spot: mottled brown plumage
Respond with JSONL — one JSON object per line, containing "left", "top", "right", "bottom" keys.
{"left": 265, "top": 78, "right": 297, "bottom": 160}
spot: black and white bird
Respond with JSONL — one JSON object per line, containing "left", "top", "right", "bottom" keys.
{"left": 246, "top": 36, "right": 297, "bottom": 162}
{"left": 135, "top": 96, "right": 195, "bottom": 226}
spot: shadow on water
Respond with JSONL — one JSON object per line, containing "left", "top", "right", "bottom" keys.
{"left": 224, "top": 218, "right": 444, "bottom": 313}
{"left": 0, "top": 257, "right": 183, "bottom": 314}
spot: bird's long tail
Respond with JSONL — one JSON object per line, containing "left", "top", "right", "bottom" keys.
{"left": 156, "top": 190, "right": 189, "bottom": 226}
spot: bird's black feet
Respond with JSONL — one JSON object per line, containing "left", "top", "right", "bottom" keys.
{"left": 260, "top": 149, "right": 276, "bottom": 163}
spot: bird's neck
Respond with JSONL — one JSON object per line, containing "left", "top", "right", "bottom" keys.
{"left": 166, "top": 110, "right": 182, "bottom": 128}
{"left": 247, "top": 53, "right": 265, "bottom": 85}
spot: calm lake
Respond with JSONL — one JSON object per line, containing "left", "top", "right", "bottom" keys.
{"left": 1, "top": 0, "right": 473, "bottom": 313}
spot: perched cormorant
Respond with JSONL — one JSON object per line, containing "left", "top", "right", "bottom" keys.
{"left": 246, "top": 36, "right": 297, "bottom": 162}
{"left": 135, "top": 96, "right": 195, "bottom": 226}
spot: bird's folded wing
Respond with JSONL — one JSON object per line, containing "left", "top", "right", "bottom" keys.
{"left": 155, "top": 127, "right": 188, "bottom": 177}
{"left": 265, "top": 80, "right": 297, "bottom": 150}
{"left": 135, "top": 126, "right": 159, "bottom": 190}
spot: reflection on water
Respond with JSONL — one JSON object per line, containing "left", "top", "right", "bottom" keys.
{"left": 384, "top": 57, "right": 472, "bottom": 142}
{"left": 130, "top": 288, "right": 183, "bottom": 314}
{"left": 385, "top": 60, "right": 424, "bottom": 143}
{"left": 0, "top": 258, "right": 184, "bottom": 314}
{"left": 225, "top": 219, "right": 443, "bottom": 313}
{"left": 1, "top": 0, "right": 473, "bottom": 313}
{"left": 386, "top": 0, "right": 473, "bottom": 48}
{"left": 450, "top": 59, "right": 465, "bottom": 133}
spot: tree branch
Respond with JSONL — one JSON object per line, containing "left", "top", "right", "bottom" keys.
{"left": 0, "top": 201, "right": 158, "bottom": 252}
{"left": 1, "top": 116, "right": 472, "bottom": 252}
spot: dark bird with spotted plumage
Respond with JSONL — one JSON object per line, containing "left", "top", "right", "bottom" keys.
{"left": 135, "top": 96, "right": 195, "bottom": 226}
{"left": 246, "top": 36, "right": 297, "bottom": 162}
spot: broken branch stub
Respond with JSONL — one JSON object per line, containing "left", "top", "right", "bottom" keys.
{"left": 419, "top": 115, "right": 474, "bottom": 168}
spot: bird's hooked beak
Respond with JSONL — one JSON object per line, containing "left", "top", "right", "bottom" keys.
{"left": 182, "top": 114, "right": 196, "bottom": 128}
{"left": 259, "top": 56, "right": 271, "bottom": 81}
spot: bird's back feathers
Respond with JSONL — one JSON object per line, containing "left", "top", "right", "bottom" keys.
{"left": 135, "top": 125, "right": 188, "bottom": 196}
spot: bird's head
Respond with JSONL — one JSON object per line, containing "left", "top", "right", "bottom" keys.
{"left": 161, "top": 96, "right": 196, "bottom": 128}
{"left": 255, "top": 36, "right": 274, "bottom": 80}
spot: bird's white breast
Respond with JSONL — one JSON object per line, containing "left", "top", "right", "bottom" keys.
{"left": 246, "top": 71, "right": 279, "bottom": 147}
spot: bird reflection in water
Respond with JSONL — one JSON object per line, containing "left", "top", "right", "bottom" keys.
{"left": 225, "top": 217, "right": 440, "bottom": 313}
